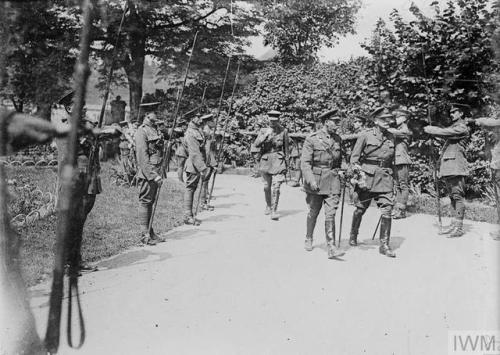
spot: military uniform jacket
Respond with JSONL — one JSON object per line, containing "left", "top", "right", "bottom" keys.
{"left": 135, "top": 122, "right": 163, "bottom": 181}
{"left": 253, "top": 126, "right": 289, "bottom": 175}
{"left": 175, "top": 137, "right": 188, "bottom": 159}
{"left": 426, "top": 120, "right": 469, "bottom": 177}
{"left": 485, "top": 128, "right": 500, "bottom": 170}
{"left": 184, "top": 122, "right": 207, "bottom": 174}
{"left": 203, "top": 124, "right": 218, "bottom": 168}
{"left": 389, "top": 123, "right": 412, "bottom": 165}
{"left": 301, "top": 129, "right": 342, "bottom": 195}
{"left": 350, "top": 127, "right": 395, "bottom": 193}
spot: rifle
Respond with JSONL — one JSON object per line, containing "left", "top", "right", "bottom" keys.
{"left": 148, "top": 31, "right": 198, "bottom": 234}
{"left": 422, "top": 50, "right": 442, "bottom": 230}
{"left": 207, "top": 60, "right": 241, "bottom": 203}
{"left": 45, "top": 0, "right": 93, "bottom": 353}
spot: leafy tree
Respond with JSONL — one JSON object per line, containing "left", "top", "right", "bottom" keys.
{"left": 0, "top": 1, "right": 78, "bottom": 118}
{"left": 259, "top": 0, "right": 362, "bottom": 64}
{"left": 92, "top": 0, "right": 262, "bottom": 119}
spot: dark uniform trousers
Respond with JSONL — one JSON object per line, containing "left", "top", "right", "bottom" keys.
{"left": 443, "top": 175, "right": 466, "bottom": 219}
{"left": 394, "top": 164, "right": 410, "bottom": 210}
{"left": 305, "top": 193, "right": 340, "bottom": 239}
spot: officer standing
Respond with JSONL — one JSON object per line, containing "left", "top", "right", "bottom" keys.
{"left": 252, "top": 110, "right": 290, "bottom": 220}
{"left": 476, "top": 116, "right": 500, "bottom": 239}
{"left": 183, "top": 113, "right": 213, "bottom": 225}
{"left": 200, "top": 116, "right": 218, "bottom": 211}
{"left": 424, "top": 105, "right": 470, "bottom": 237}
{"left": 135, "top": 112, "right": 166, "bottom": 245}
{"left": 348, "top": 107, "right": 397, "bottom": 257}
{"left": 387, "top": 109, "right": 412, "bottom": 219}
{"left": 301, "top": 110, "right": 344, "bottom": 259}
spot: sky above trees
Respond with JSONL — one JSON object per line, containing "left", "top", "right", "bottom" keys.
{"left": 246, "top": 0, "right": 455, "bottom": 61}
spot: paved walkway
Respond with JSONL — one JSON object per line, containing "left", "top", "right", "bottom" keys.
{"left": 31, "top": 174, "right": 499, "bottom": 355}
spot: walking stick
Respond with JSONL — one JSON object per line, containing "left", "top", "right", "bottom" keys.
{"left": 372, "top": 215, "right": 382, "bottom": 240}
{"left": 208, "top": 60, "right": 241, "bottom": 203}
{"left": 45, "top": 0, "right": 93, "bottom": 352}
{"left": 338, "top": 181, "right": 346, "bottom": 246}
{"left": 147, "top": 31, "right": 198, "bottom": 232}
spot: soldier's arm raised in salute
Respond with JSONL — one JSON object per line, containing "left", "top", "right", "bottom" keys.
{"left": 135, "top": 129, "right": 160, "bottom": 181}
{"left": 424, "top": 122, "right": 469, "bottom": 138}
{"left": 387, "top": 124, "right": 411, "bottom": 138}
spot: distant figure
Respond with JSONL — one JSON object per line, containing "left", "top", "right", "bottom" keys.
{"left": 110, "top": 95, "right": 126, "bottom": 124}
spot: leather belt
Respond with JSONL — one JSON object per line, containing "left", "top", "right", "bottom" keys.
{"left": 362, "top": 159, "right": 391, "bottom": 168}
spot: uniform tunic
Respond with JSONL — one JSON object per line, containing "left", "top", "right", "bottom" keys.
{"left": 388, "top": 123, "right": 412, "bottom": 209}
{"left": 301, "top": 129, "right": 343, "bottom": 220}
{"left": 350, "top": 126, "right": 395, "bottom": 212}
{"left": 253, "top": 126, "right": 289, "bottom": 175}
{"left": 184, "top": 122, "right": 207, "bottom": 190}
{"left": 135, "top": 121, "right": 163, "bottom": 206}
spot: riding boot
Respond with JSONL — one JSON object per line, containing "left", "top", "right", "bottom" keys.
{"left": 304, "top": 214, "right": 316, "bottom": 251}
{"left": 325, "top": 219, "right": 339, "bottom": 259}
{"left": 139, "top": 205, "right": 156, "bottom": 245}
{"left": 264, "top": 187, "right": 272, "bottom": 214}
{"left": 183, "top": 189, "right": 200, "bottom": 225}
{"left": 271, "top": 187, "right": 280, "bottom": 220}
{"left": 379, "top": 216, "right": 395, "bottom": 257}
{"left": 449, "top": 218, "right": 464, "bottom": 238}
{"left": 201, "top": 181, "right": 215, "bottom": 211}
{"left": 349, "top": 209, "right": 363, "bottom": 246}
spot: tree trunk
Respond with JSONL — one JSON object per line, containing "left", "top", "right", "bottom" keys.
{"left": 124, "top": 1, "right": 146, "bottom": 122}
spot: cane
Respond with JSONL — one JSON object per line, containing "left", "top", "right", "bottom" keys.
{"left": 372, "top": 215, "right": 382, "bottom": 240}
{"left": 338, "top": 181, "right": 346, "bottom": 246}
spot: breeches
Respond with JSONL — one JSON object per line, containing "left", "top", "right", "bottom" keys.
{"left": 353, "top": 188, "right": 393, "bottom": 217}
{"left": 306, "top": 193, "right": 340, "bottom": 222}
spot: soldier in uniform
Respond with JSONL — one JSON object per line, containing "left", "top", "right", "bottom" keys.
{"left": 252, "top": 110, "right": 290, "bottom": 220}
{"left": 200, "top": 116, "right": 218, "bottom": 211}
{"left": 56, "top": 91, "right": 122, "bottom": 270}
{"left": 175, "top": 132, "right": 188, "bottom": 183}
{"left": 476, "top": 116, "right": 500, "bottom": 239}
{"left": 183, "top": 113, "right": 214, "bottom": 225}
{"left": 135, "top": 112, "right": 166, "bottom": 245}
{"left": 387, "top": 109, "right": 413, "bottom": 219}
{"left": 348, "top": 107, "right": 397, "bottom": 257}
{"left": 118, "top": 120, "right": 137, "bottom": 184}
{"left": 424, "top": 105, "right": 470, "bottom": 237}
{"left": 301, "top": 109, "right": 344, "bottom": 259}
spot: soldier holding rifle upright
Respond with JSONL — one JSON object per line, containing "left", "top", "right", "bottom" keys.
{"left": 301, "top": 109, "right": 345, "bottom": 259}
{"left": 135, "top": 112, "right": 166, "bottom": 245}
{"left": 348, "top": 107, "right": 397, "bottom": 258}
{"left": 424, "top": 104, "right": 470, "bottom": 238}
{"left": 252, "top": 110, "right": 290, "bottom": 220}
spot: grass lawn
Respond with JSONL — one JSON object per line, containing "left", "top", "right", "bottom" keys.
{"left": 10, "top": 162, "right": 185, "bottom": 287}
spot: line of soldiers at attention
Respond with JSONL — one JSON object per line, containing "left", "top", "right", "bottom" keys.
{"left": 248, "top": 102, "right": 497, "bottom": 259}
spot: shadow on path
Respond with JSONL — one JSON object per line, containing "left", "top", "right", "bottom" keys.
{"left": 201, "top": 214, "right": 244, "bottom": 223}
{"left": 278, "top": 209, "right": 303, "bottom": 218}
{"left": 214, "top": 203, "right": 249, "bottom": 209}
{"left": 164, "top": 228, "right": 216, "bottom": 240}
{"left": 97, "top": 249, "right": 172, "bottom": 270}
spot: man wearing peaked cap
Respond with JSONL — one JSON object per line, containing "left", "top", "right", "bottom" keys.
{"left": 200, "top": 113, "right": 218, "bottom": 211}
{"left": 387, "top": 109, "right": 412, "bottom": 219}
{"left": 182, "top": 111, "right": 214, "bottom": 225}
{"left": 252, "top": 109, "right": 290, "bottom": 220}
{"left": 348, "top": 106, "right": 397, "bottom": 257}
{"left": 300, "top": 108, "right": 345, "bottom": 259}
{"left": 424, "top": 104, "right": 470, "bottom": 238}
{"left": 135, "top": 112, "right": 166, "bottom": 245}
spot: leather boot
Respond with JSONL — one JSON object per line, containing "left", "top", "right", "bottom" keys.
{"left": 379, "top": 216, "right": 395, "bottom": 257}
{"left": 349, "top": 209, "right": 363, "bottom": 246}
{"left": 271, "top": 188, "right": 280, "bottom": 220}
{"left": 264, "top": 187, "right": 272, "bottom": 214}
{"left": 150, "top": 228, "right": 166, "bottom": 243}
{"left": 449, "top": 218, "right": 464, "bottom": 238}
{"left": 201, "top": 181, "right": 215, "bottom": 211}
{"left": 439, "top": 220, "right": 457, "bottom": 235}
{"left": 325, "top": 219, "right": 340, "bottom": 259}
{"left": 183, "top": 189, "right": 195, "bottom": 221}
{"left": 139, "top": 206, "right": 156, "bottom": 245}
{"left": 304, "top": 214, "right": 316, "bottom": 251}
{"left": 392, "top": 203, "right": 406, "bottom": 219}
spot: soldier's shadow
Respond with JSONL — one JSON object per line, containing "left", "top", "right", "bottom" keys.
{"left": 278, "top": 209, "right": 303, "bottom": 218}
{"left": 356, "top": 236, "right": 405, "bottom": 251}
{"left": 96, "top": 249, "right": 172, "bottom": 271}
{"left": 316, "top": 243, "right": 348, "bottom": 261}
{"left": 201, "top": 214, "right": 244, "bottom": 223}
{"left": 212, "top": 192, "right": 245, "bottom": 199}
{"left": 215, "top": 202, "right": 249, "bottom": 209}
